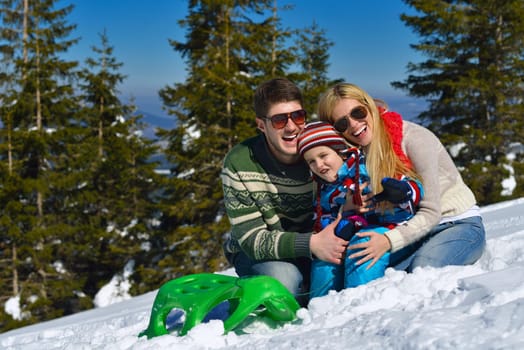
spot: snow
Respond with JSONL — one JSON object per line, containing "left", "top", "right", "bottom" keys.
{"left": 1, "top": 198, "right": 523, "bottom": 349}
{"left": 93, "top": 261, "right": 134, "bottom": 308}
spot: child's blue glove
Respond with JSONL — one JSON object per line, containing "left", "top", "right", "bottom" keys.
{"left": 335, "top": 219, "right": 355, "bottom": 241}
{"left": 320, "top": 216, "right": 357, "bottom": 241}
{"left": 374, "top": 177, "right": 413, "bottom": 204}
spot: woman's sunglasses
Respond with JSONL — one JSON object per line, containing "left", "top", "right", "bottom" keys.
{"left": 262, "top": 109, "right": 307, "bottom": 129}
{"left": 333, "top": 106, "right": 368, "bottom": 133}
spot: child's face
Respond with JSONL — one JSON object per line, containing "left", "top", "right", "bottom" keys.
{"left": 303, "top": 145, "right": 344, "bottom": 183}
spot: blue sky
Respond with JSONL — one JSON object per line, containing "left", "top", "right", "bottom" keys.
{"left": 62, "top": 0, "right": 426, "bottom": 120}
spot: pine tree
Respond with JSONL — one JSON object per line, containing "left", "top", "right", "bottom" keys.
{"left": 76, "top": 31, "right": 163, "bottom": 300}
{"left": 150, "top": 1, "right": 340, "bottom": 288}
{"left": 293, "top": 21, "right": 342, "bottom": 118}
{"left": 0, "top": 0, "right": 24, "bottom": 310}
{"left": 393, "top": 0, "right": 524, "bottom": 204}
{"left": 153, "top": 0, "right": 299, "bottom": 284}
{"left": 0, "top": 0, "right": 84, "bottom": 326}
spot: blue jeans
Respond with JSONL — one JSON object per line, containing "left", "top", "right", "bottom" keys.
{"left": 231, "top": 251, "right": 311, "bottom": 306}
{"left": 310, "top": 226, "right": 390, "bottom": 299}
{"left": 390, "top": 215, "right": 486, "bottom": 272}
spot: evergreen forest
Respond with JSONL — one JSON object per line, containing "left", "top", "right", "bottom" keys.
{"left": 0, "top": 0, "right": 522, "bottom": 333}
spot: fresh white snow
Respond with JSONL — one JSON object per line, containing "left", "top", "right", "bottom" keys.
{"left": 1, "top": 197, "right": 523, "bottom": 349}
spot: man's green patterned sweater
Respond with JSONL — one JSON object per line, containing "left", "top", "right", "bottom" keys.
{"left": 221, "top": 134, "right": 314, "bottom": 260}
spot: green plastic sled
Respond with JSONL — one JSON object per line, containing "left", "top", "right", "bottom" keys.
{"left": 138, "top": 273, "right": 300, "bottom": 338}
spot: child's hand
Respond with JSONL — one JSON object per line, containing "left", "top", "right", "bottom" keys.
{"left": 342, "top": 182, "right": 374, "bottom": 213}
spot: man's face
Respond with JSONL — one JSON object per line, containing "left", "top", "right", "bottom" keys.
{"left": 256, "top": 101, "right": 305, "bottom": 164}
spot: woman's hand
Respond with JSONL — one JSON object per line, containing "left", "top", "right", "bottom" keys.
{"left": 310, "top": 213, "right": 348, "bottom": 265}
{"left": 342, "top": 181, "right": 375, "bottom": 213}
{"left": 347, "top": 231, "right": 391, "bottom": 268}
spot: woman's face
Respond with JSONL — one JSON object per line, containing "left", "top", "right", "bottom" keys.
{"left": 331, "top": 98, "right": 373, "bottom": 147}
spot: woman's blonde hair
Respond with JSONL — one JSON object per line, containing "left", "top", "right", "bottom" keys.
{"left": 317, "top": 83, "right": 421, "bottom": 200}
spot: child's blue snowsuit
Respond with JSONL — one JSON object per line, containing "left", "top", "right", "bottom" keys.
{"left": 310, "top": 151, "right": 423, "bottom": 299}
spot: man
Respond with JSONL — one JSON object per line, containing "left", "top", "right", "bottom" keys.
{"left": 221, "top": 78, "right": 347, "bottom": 305}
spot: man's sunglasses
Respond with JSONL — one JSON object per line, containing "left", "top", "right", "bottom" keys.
{"left": 261, "top": 109, "right": 307, "bottom": 129}
{"left": 333, "top": 106, "right": 368, "bottom": 133}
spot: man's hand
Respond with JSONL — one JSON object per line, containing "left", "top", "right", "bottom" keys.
{"left": 310, "top": 213, "right": 348, "bottom": 264}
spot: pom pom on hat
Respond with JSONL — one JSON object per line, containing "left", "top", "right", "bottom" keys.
{"left": 297, "top": 121, "right": 349, "bottom": 157}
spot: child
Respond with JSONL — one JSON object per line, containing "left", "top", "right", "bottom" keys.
{"left": 296, "top": 121, "right": 424, "bottom": 298}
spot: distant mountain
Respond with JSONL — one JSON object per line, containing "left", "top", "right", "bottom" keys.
{"left": 135, "top": 96, "right": 428, "bottom": 139}
{"left": 135, "top": 109, "right": 177, "bottom": 140}
{"left": 132, "top": 109, "right": 176, "bottom": 173}
{"left": 383, "top": 95, "right": 428, "bottom": 122}
{"left": 134, "top": 96, "right": 428, "bottom": 174}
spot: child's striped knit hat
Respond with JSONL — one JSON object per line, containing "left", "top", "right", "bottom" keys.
{"left": 297, "top": 121, "right": 349, "bottom": 157}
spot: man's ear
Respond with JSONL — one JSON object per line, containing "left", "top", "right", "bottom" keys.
{"left": 255, "top": 117, "right": 266, "bottom": 133}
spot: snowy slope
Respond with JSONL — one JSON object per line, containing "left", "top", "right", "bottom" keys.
{"left": 1, "top": 198, "right": 523, "bottom": 350}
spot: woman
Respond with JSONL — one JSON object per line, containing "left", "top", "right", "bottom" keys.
{"left": 316, "top": 83, "right": 486, "bottom": 272}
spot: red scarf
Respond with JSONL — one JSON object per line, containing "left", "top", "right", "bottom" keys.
{"left": 378, "top": 107, "right": 413, "bottom": 170}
